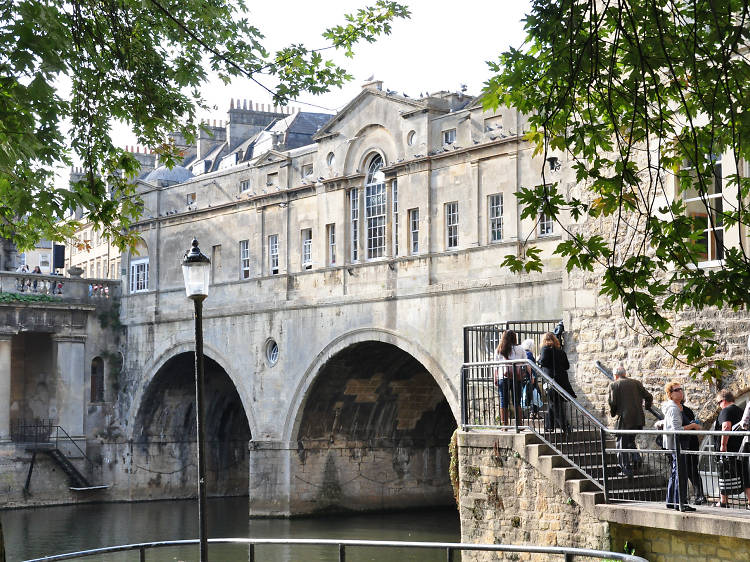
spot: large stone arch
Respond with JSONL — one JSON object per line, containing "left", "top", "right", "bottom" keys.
{"left": 281, "top": 328, "right": 458, "bottom": 514}
{"left": 283, "top": 328, "right": 457, "bottom": 444}
{"left": 126, "top": 340, "right": 258, "bottom": 439}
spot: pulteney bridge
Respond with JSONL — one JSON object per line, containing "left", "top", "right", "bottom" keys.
{"left": 116, "top": 249, "right": 561, "bottom": 515}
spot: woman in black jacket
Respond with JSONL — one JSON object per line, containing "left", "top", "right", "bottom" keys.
{"left": 539, "top": 332, "right": 575, "bottom": 432}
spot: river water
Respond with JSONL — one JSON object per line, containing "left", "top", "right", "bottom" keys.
{"left": 2, "top": 498, "right": 461, "bottom": 561}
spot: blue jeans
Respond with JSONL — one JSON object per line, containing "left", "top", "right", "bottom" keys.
{"left": 667, "top": 453, "right": 687, "bottom": 507}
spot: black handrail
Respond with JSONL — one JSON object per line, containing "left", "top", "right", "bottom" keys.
{"left": 462, "top": 356, "right": 750, "bottom": 511}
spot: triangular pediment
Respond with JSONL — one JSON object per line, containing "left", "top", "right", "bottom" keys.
{"left": 312, "top": 88, "right": 427, "bottom": 141}
{"left": 253, "top": 149, "right": 290, "bottom": 167}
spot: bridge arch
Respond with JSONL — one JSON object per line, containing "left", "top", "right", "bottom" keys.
{"left": 127, "top": 340, "right": 258, "bottom": 439}
{"left": 283, "top": 328, "right": 457, "bottom": 443}
{"left": 282, "top": 328, "right": 458, "bottom": 514}
{"left": 127, "top": 343, "right": 255, "bottom": 498}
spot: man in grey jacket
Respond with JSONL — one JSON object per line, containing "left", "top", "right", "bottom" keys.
{"left": 608, "top": 363, "right": 653, "bottom": 477}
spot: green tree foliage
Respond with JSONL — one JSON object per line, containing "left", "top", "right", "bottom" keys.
{"left": 0, "top": 0, "right": 408, "bottom": 251}
{"left": 485, "top": 0, "right": 750, "bottom": 380}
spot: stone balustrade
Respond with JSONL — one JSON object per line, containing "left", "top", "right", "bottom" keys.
{"left": 0, "top": 272, "right": 121, "bottom": 302}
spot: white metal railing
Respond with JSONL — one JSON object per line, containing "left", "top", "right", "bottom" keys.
{"left": 23, "top": 537, "right": 649, "bottom": 562}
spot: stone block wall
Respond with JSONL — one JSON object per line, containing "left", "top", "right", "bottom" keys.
{"left": 458, "top": 439, "right": 609, "bottom": 560}
{"left": 289, "top": 442, "right": 452, "bottom": 515}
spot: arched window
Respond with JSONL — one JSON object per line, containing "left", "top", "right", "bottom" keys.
{"left": 365, "top": 155, "right": 386, "bottom": 259}
{"left": 91, "top": 357, "right": 104, "bottom": 403}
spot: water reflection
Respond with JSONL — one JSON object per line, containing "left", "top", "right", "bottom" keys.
{"left": 2, "top": 497, "right": 460, "bottom": 561}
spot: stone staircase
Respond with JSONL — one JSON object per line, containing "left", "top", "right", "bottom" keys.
{"left": 509, "top": 429, "right": 667, "bottom": 508}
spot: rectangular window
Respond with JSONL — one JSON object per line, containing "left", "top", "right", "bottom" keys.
{"left": 443, "top": 129, "right": 457, "bottom": 145}
{"left": 489, "top": 193, "right": 503, "bottom": 242}
{"left": 239, "top": 240, "right": 251, "bottom": 279}
{"left": 409, "top": 209, "right": 419, "bottom": 254}
{"left": 269, "top": 234, "right": 279, "bottom": 274}
{"left": 683, "top": 155, "right": 724, "bottom": 263}
{"left": 129, "top": 258, "right": 149, "bottom": 293}
{"left": 350, "top": 188, "right": 359, "bottom": 262}
{"left": 539, "top": 212, "right": 554, "bottom": 236}
{"left": 445, "top": 202, "right": 459, "bottom": 249}
{"left": 366, "top": 182, "right": 387, "bottom": 259}
{"left": 239, "top": 180, "right": 250, "bottom": 193}
{"left": 327, "top": 224, "right": 336, "bottom": 265}
{"left": 110, "top": 259, "right": 117, "bottom": 279}
{"left": 266, "top": 172, "right": 278, "bottom": 187}
{"left": 301, "top": 229, "right": 312, "bottom": 270}
{"left": 392, "top": 180, "right": 399, "bottom": 257}
{"left": 186, "top": 192, "right": 196, "bottom": 205}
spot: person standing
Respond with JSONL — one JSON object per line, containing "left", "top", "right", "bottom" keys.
{"left": 608, "top": 363, "right": 653, "bottom": 477}
{"left": 680, "top": 399, "right": 706, "bottom": 505}
{"left": 520, "top": 339, "right": 540, "bottom": 418}
{"left": 539, "top": 332, "right": 574, "bottom": 432}
{"left": 714, "top": 389, "right": 750, "bottom": 508}
{"left": 494, "top": 330, "right": 526, "bottom": 427}
{"left": 662, "top": 381, "right": 698, "bottom": 512}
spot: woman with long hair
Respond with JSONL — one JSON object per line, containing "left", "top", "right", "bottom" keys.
{"left": 539, "top": 332, "right": 575, "bottom": 432}
{"left": 494, "top": 329, "right": 526, "bottom": 427}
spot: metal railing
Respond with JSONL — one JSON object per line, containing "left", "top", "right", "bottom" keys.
{"left": 461, "top": 357, "right": 750, "bottom": 512}
{"left": 463, "top": 320, "right": 562, "bottom": 363}
{"left": 11, "top": 420, "right": 102, "bottom": 487}
{"left": 22, "top": 537, "right": 649, "bottom": 562}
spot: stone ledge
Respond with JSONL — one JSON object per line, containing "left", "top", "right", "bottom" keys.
{"left": 597, "top": 502, "right": 750, "bottom": 541}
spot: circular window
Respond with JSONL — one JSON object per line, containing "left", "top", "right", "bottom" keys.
{"left": 265, "top": 339, "right": 279, "bottom": 366}
{"left": 326, "top": 152, "right": 335, "bottom": 167}
{"left": 407, "top": 130, "right": 416, "bottom": 146}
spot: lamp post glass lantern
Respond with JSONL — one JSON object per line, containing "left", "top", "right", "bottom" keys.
{"left": 182, "top": 238, "right": 210, "bottom": 561}
{"left": 182, "top": 239, "right": 211, "bottom": 299}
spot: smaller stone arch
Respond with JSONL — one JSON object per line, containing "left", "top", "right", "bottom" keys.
{"left": 126, "top": 340, "right": 258, "bottom": 440}
{"left": 130, "top": 350, "right": 253, "bottom": 498}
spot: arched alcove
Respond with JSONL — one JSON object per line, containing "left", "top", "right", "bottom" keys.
{"left": 90, "top": 357, "right": 104, "bottom": 403}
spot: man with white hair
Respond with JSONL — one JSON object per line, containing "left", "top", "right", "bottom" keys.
{"left": 608, "top": 363, "right": 653, "bottom": 477}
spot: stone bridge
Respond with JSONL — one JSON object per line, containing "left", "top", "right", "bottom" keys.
{"left": 116, "top": 255, "right": 561, "bottom": 515}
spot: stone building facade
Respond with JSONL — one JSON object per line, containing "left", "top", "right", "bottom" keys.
{"left": 76, "top": 80, "right": 566, "bottom": 514}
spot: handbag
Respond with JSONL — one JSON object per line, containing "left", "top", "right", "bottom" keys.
{"left": 717, "top": 456, "right": 744, "bottom": 495}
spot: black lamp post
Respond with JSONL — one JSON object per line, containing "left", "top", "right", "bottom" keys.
{"left": 182, "top": 239, "right": 211, "bottom": 561}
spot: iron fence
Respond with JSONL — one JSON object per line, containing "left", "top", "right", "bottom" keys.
{"left": 462, "top": 320, "right": 562, "bottom": 364}
{"left": 461, "top": 358, "right": 750, "bottom": 512}
{"left": 11, "top": 420, "right": 102, "bottom": 488}
{"left": 22, "top": 537, "right": 649, "bottom": 562}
